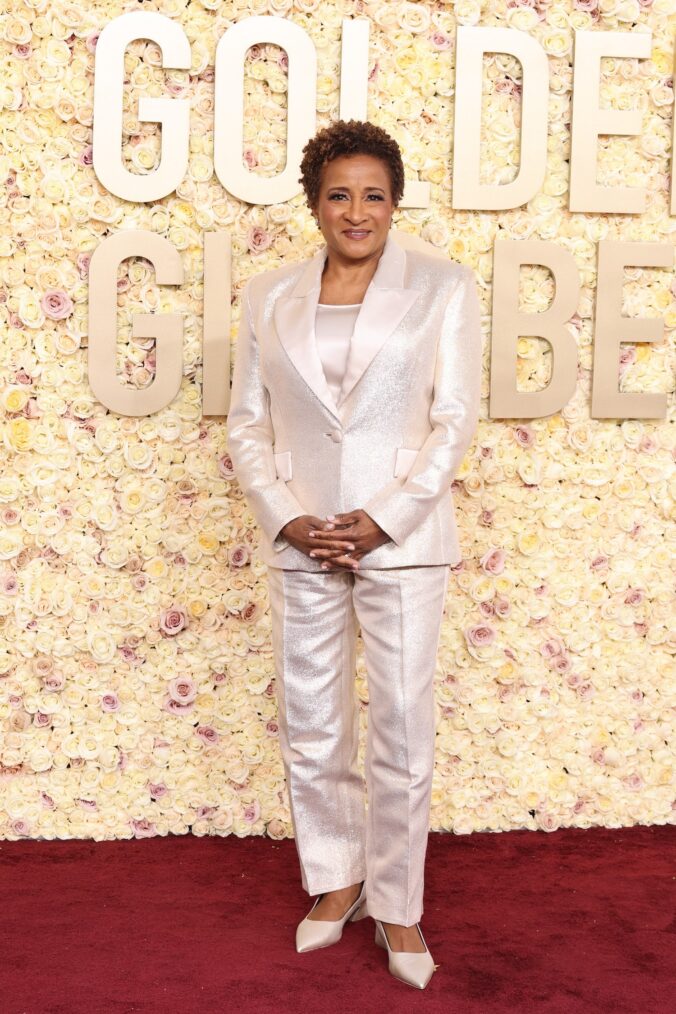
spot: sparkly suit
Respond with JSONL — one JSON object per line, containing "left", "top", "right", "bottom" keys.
{"left": 226, "top": 232, "right": 482, "bottom": 924}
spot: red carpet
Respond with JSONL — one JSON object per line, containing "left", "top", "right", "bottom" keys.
{"left": 1, "top": 825, "right": 674, "bottom": 1013}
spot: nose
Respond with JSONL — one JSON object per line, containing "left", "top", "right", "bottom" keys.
{"left": 344, "top": 200, "right": 368, "bottom": 224}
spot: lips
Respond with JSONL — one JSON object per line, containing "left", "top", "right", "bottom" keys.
{"left": 344, "top": 230, "right": 370, "bottom": 239}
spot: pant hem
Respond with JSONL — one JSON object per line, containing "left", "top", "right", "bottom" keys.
{"left": 306, "top": 872, "right": 367, "bottom": 896}
{"left": 367, "top": 911, "right": 423, "bottom": 926}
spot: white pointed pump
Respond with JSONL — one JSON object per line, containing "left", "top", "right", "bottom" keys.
{"left": 374, "top": 919, "right": 436, "bottom": 989}
{"left": 295, "top": 881, "right": 368, "bottom": 953}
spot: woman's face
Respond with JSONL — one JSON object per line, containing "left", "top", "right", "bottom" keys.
{"left": 311, "top": 153, "right": 395, "bottom": 263}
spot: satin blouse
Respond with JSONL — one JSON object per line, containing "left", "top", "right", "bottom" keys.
{"left": 315, "top": 302, "right": 361, "bottom": 405}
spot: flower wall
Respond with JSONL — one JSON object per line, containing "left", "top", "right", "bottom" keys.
{"left": 0, "top": 0, "right": 674, "bottom": 841}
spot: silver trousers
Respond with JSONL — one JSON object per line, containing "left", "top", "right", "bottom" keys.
{"left": 267, "top": 563, "right": 450, "bottom": 926}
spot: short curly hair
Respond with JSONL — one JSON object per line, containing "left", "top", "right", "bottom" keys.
{"left": 298, "top": 119, "right": 405, "bottom": 210}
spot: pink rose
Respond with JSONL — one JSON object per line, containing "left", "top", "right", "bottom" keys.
{"left": 43, "top": 671, "right": 66, "bottom": 692}
{"left": 101, "top": 692, "right": 120, "bottom": 712}
{"left": 218, "top": 453, "right": 235, "bottom": 479}
{"left": 480, "top": 547, "right": 506, "bottom": 575}
{"left": 464, "top": 623, "right": 497, "bottom": 648}
{"left": 247, "top": 226, "right": 272, "bottom": 254}
{"left": 149, "top": 782, "right": 168, "bottom": 798}
{"left": 159, "top": 605, "right": 188, "bottom": 636}
{"left": 430, "top": 31, "right": 451, "bottom": 51}
{"left": 197, "top": 805, "right": 218, "bottom": 819}
{"left": 619, "top": 347, "right": 637, "bottom": 374}
{"left": 494, "top": 596, "right": 511, "bottom": 618}
{"left": 495, "top": 77, "right": 521, "bottom": 97}
{"left": 590, "top": 555, "right": 609, "bottom": 572}
{"left": 513, "top": 425, "right": 535, "bottom": 448}
{"left": 76, "top": 252, "right": 91, "bottom": 279}
{"left": 196, "top": 725, "right": 219, "bottom": 743}
{"left": 41, "top": 289, "right": 73, "bottom": 320}
{"left": 541, "top": 638, "right": 564, "bottom": 659}
{"left": 552, "top": 654, "right": 572, "bottom": 674}
{"left": 241, "top": 601, "right": 260, "bottom": 622}
{"left": 10, "top": 818, "right": 31, "bottom": 836}
{"left": 130, "top": 818, "right": 156, "bottom": 838}
{"left": 229, "top": 545, "right": 249, "bottom": 568}
{"left": 243, "top": 802, "right": 261, "bottom": 823}
{"left": 168, "top": 676, "right": 197, "bottom": 704}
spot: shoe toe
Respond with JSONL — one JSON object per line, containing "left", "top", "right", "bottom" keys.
{"left": 295, "top": 917, "right": 341, "bottom": 953}
{"left": 389, "top": 952, "right": 435, "bottom": 989}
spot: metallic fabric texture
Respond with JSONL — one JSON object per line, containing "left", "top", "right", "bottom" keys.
{"left": 226, "top": 231, "right": 483, "bottom": 570}
{"left": 267, "top": 563, "right": 450, "bottom": 926}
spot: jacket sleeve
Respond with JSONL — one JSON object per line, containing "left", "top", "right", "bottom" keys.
{"left": 363, "top": 265, "right": 483, "bottom": 547}
{"left": 226, "top": 279, "right": 305, "bottom": 552}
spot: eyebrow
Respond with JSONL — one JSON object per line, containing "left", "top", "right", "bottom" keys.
{"left": 327, "top": 186, "right": 386, "bottom": 193}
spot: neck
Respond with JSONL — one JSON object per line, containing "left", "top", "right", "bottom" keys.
{"left": 321, "top": 240, "right": 386, "bottom": 286}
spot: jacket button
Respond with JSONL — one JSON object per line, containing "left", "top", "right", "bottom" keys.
{"left": 327, "top": 430, "right": 342, "bottom": 442}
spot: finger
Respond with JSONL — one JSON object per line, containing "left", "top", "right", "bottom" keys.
{"left": 309, "top": 527, "right": 357, "bottom": 541}
{"left": 309, "top": 545, "right": 355, "bottom": 559}
{"left": 320, "top": 553, "right": 358, "bottom": 571}
{"left": 308, "top": 537, "right": 356, "bottom": 549}
{"left": 327, "top": 512, "right": 358, "bottom": 525}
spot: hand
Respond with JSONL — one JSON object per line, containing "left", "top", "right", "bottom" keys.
{"left": 306, "top": 510, "right": 392, "bottom": 571}
{"left": 280, "top": 515, "right": 358, "bottom": 567}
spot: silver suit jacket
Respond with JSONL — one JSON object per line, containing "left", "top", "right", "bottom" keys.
{"left": 226, "top": 231, "right": 483, "bottom": 570}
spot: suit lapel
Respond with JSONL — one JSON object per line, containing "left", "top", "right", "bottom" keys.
{"left": 272, "top": 247, "right": 338, "bottom": 418}
{"left": 272, "top": 231, "right": 421, "bottom": 423}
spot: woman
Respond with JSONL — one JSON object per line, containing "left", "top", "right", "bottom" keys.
{"left": 226, "top": 120, "right": 482, "bottom": 989}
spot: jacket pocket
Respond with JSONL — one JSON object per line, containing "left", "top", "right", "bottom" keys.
{"left": 393, "top": 446, "right": 420, "bottom": 478}
{"left": 273, "top": 449, "right": 293, "bottom": 482}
